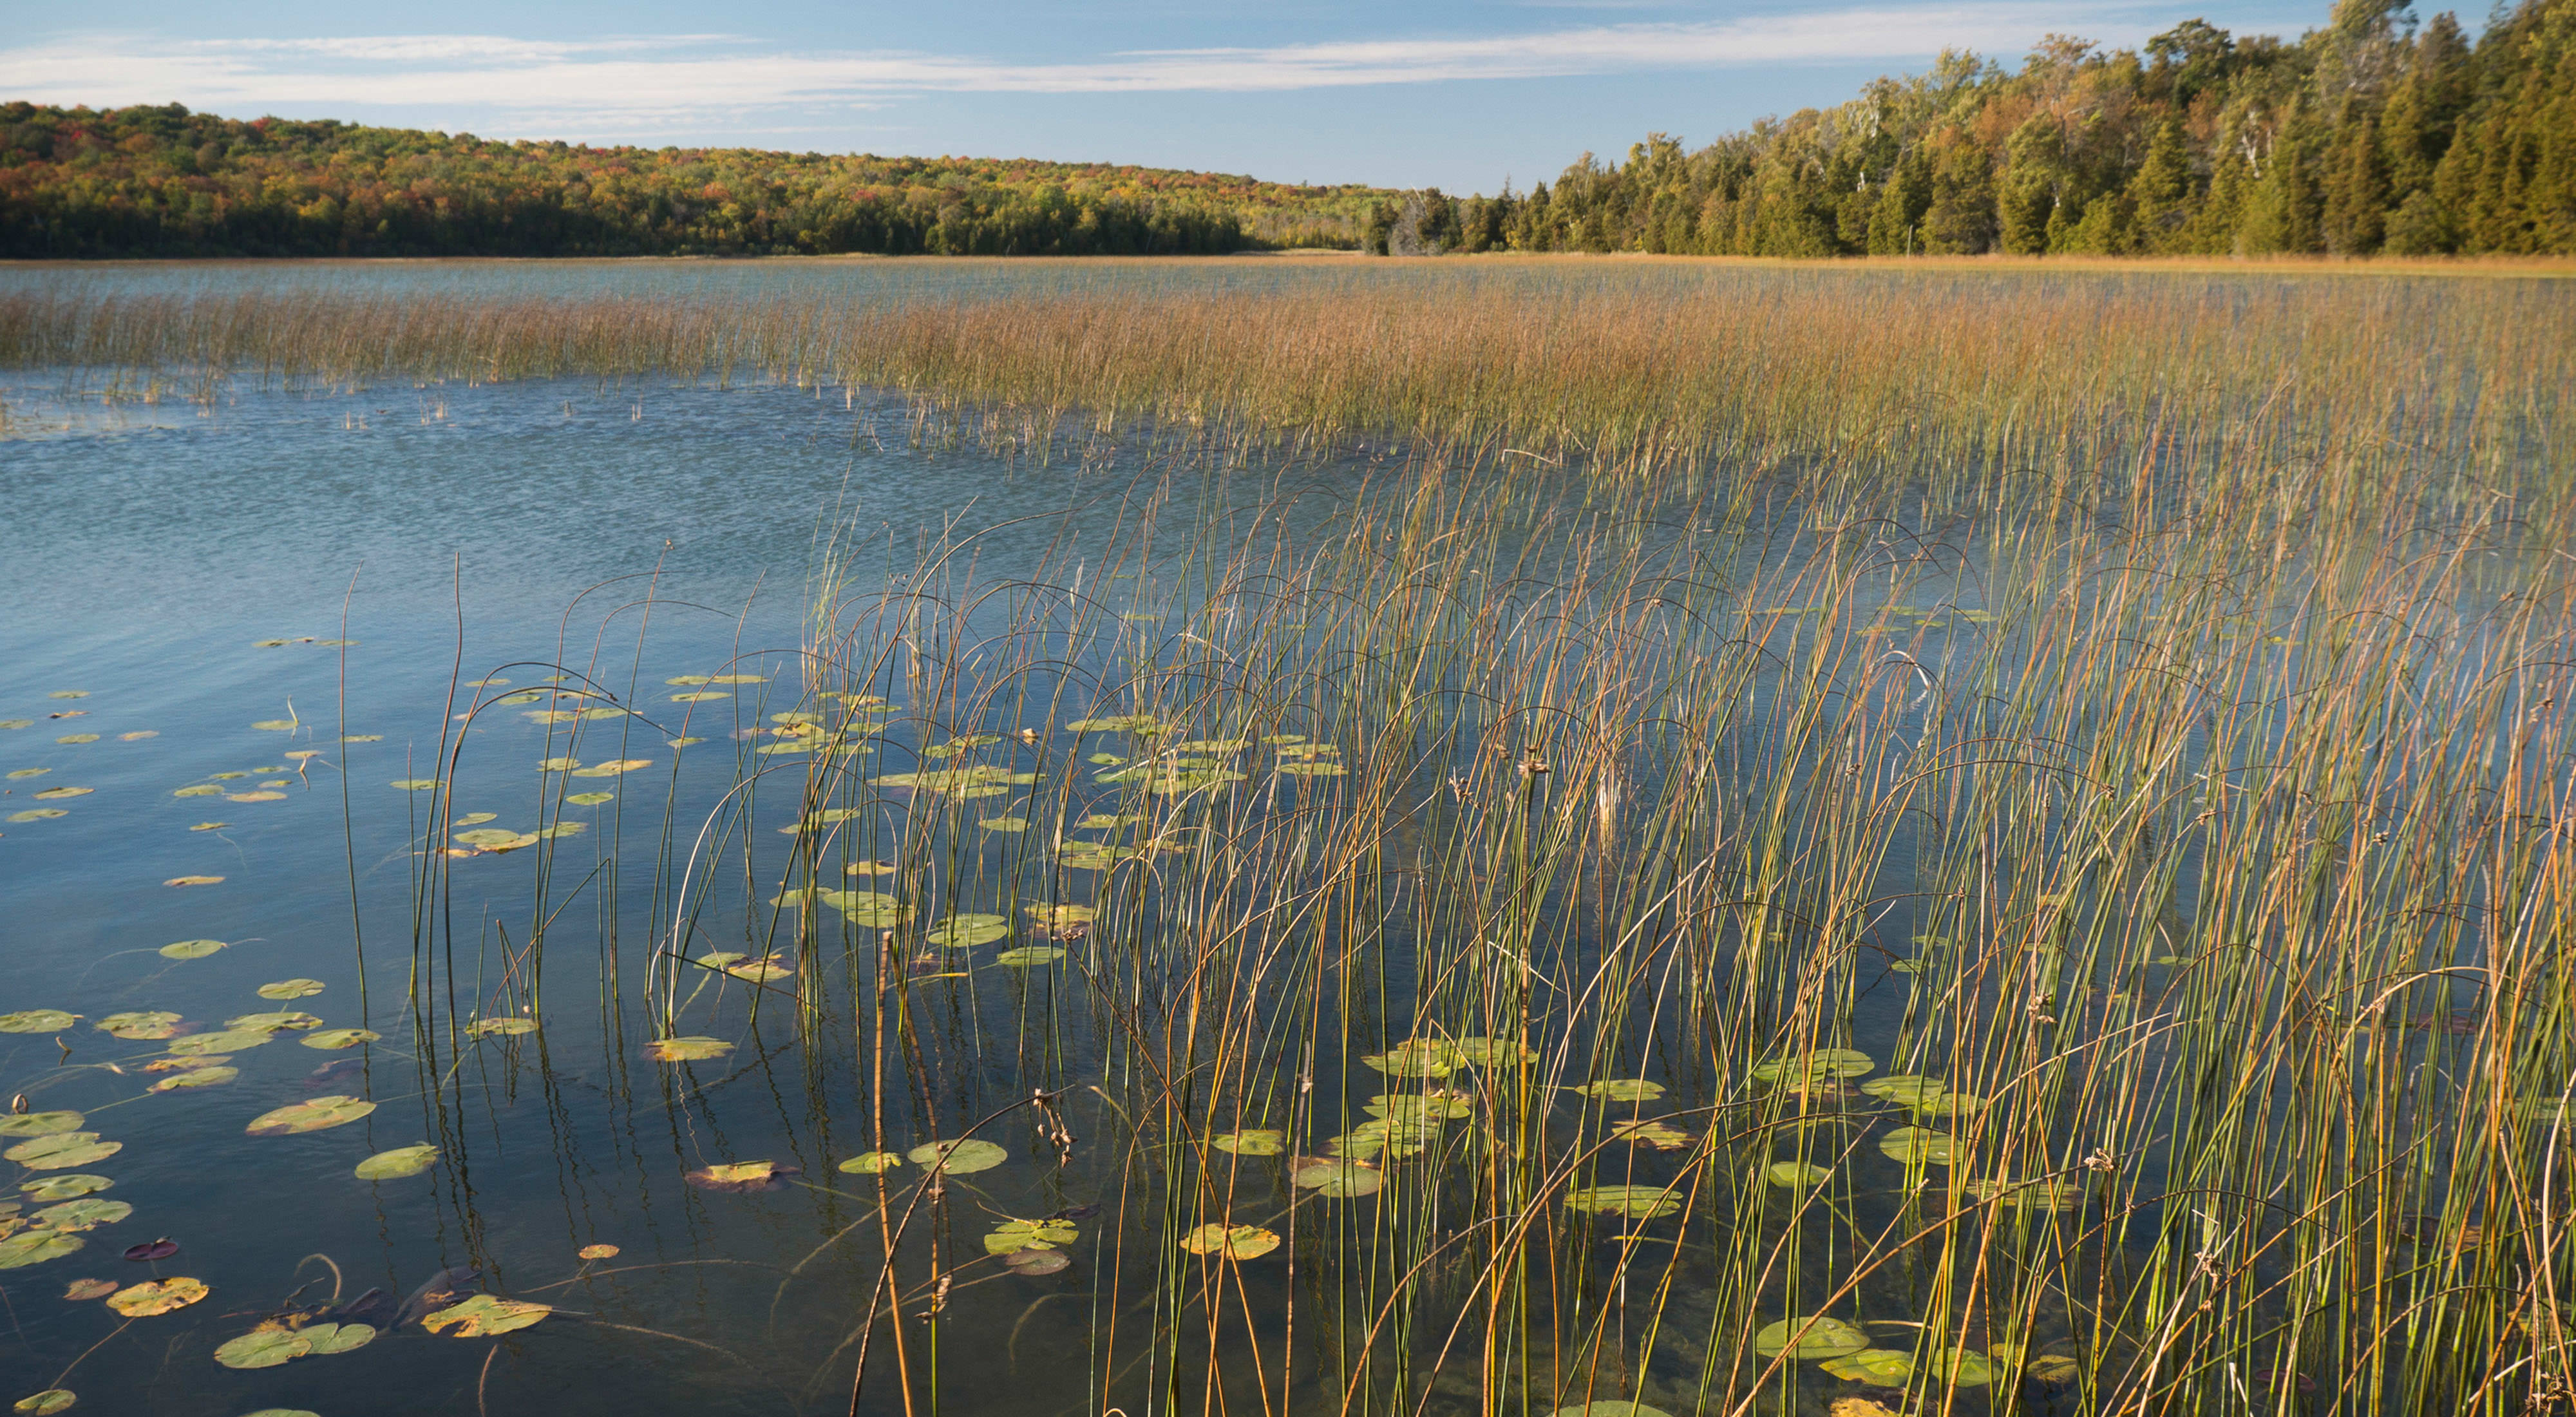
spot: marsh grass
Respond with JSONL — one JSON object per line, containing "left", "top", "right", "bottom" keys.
{"left": 46, "top": 262, "right": 2562, "bottom": 1414}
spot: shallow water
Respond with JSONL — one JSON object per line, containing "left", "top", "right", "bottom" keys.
{"left": 0, "top": 262, "right": 2566, "bottom": 1417}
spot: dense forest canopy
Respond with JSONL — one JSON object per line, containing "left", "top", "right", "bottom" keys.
{"left": 1370, "top": 0, "right": 2573, "bottom": 256}
{"left": 0, "top": 103, "right": 1385, "bottom": 258}
{"left": 5, "top": 0, "right": 2568, "bottom": 260}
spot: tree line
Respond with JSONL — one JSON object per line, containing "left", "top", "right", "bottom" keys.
{"left": 0, "top": 103, "right": 1381, "bottom": 258}
{"left": 1365, "top": 0, "right": 2572, "bottom": 257}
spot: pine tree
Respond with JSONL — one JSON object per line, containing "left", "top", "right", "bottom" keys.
{"left": 1998, "top": 114, "right": 2065, "bottom": 254}
{"left": 2322, "top": 101, "right": 2391, "bottom": 252}
{"left": 1922, "top": 138, "right": 1998, "bottom": 252}
{"left": 2125, "top": 118, "right": 2195, "bottom": 252}
{"left": 1866, "top": 148, "right": 1935, "bottom": 253}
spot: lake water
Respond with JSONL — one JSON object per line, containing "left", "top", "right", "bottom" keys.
{"left": 0, "top": 260, "right": 2566, "bottom": 1417}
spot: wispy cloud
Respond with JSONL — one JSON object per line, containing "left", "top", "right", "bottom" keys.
{"left": 3, "top": 5, "right": 2163, "bottom": 125}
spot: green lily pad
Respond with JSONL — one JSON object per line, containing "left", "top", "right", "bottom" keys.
{"left": 452, "top": 828, "right": 530, "bottom": 848}
{"left": 1565, "top": 1184, "right": 1680, "bottom": 1219}
{"left": 465, "top": 1017, "right": 537, "bottom": 1037}
{"left": 822, "top": 891, "right": 907, "bottom": 927}
{"left": 1450, "top": 1036, "right": 1540, "bottom": 1067}
{"left": 1923, "top": 1348, "right": 1996, "bottom": 1387}
{"left": 5, "top": 1134, "right": 120, "bottom": 1170}
{"left": 227, "top": 1011, "right": 322, "bottom": 1033}
{"left": 301, "top": 1320, "right": 375, "bottom": 1354}
{"left": 213, "top": 1326, "right": 311, "bottom": 1369}
{"left": 30, "top": 1199, "right": 128, "bottom": 1232}
{"left": 148, "top": 1067, "right": 238, "bottom": 1092}
{"left": 96, "top": 1013, "right": 185, "bottom": 1040}
{"left": 906, "top": 1139, "right": 1007, "bottom": 1175}
{"left": 1291, "top": 1159, "right": 1385, "bottom": 1197}
{"left": 355, "top": 1145, "right": 438, "bottom": 1181}
{"left": 1859, "top": 1075, "right": 1949, "bottom": 1106}
{"left": 565, "top": 791, "right": 616, "bottom": 805}
{"left": 1819, "top": 1348, "right": 1917, "bottom": 1383}
{"left": 1367, "top": 1092, "right": 1475, "bottom": 1121}
{"left": 925, "top": 914, "right": 1009, "bottom": 949}
{"left": 1362, "top": 1039, "right": 1461, "bottom": 1078}
{"left": 1766, "top": 1161, "right": 1833, "bottom": 1188}
{"left": 1179, "top": 1223, "right": 1279, "bottom": 1259}
{"left": 1212, "top": 1129, "right": 1287, "bottom": 1155}
{"left": 644, "top": 1036, "right": 732, "bottom": 1063}
{"left": 836, "top": 1152, "right": 903, "bottom": 1175}
{"left": 255, "top": 980, "right": 325, "bottom": 1000}
{"left": 0, "top": 1011, "right": 78, "bottom": 1034}
{"left": 1877, "top": 1126, "right": 1961, "bottom": 1166}
{"left": 421, "top": 1294, "right": 551, "bottom": 1336}
{"left": 302, "top": 1029, "right": 381, "bottom": 1050}
{"left": 1577, "top": 1079, "right": 1664, "bottom": 1103}
{"left": 1065, "top": 715, "right": 1164, "bottom": 734}
{"left": 170, "top": 1029, "right": 270, "bottom": 1054}
{"left": 390, "top": 779, "right": 439, "bottom": 791}
{"left": 19, "top": 1176, "right": 111, "bottom": 1201}
{"left": 245, "top": 1096, "right": 375, "bottom": 1136}
{"left": 994, "top": 947, "right": 1066, "bottom": 967}
{"left": 984, "top": 1217, "right": 1078, "bottom": 1255}
{"left": 1750, "top": 1049, "right": 1876, "bottom": 1086}
{"left": 5, "top": 810, "right": 67, "bottom": 823}
{"left": 158, "top": 939, "right": 227, "bottom": 960}
{"left": 1754, "top": 1315, "right": 1870, "bottom": 1359}
{"left": 0, "top": 1231, "right": 80, "bottom": 1269}
{"left": 12, "top": 1391, "right": 74, "bottom": 1414}
{"left": 0, "top": 1112, "right": 83, "bottom": 1138}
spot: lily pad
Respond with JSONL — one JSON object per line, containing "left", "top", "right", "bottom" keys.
{"left": 302, "top": 1321, "right": 376, "bottom": 1355}
{"left": 355, "top": 1145, "right": 439, "bottom": 1181}
{"left": 162, "top": 877, "right": 224, "bottom": 888}
{"left": 121, "top": 1239, "right": 176, "bottom": 1261}
{"left": 644, "top": 1036, "right": 732, "bottom": 1063}
{"left": 1819, "top": 1348, "right": 1917, "bottom": 1383}
{"left": 5, "top": 1134, "right": 120, "bottom": 1170}
{"left": 390, "top": 779, "right": 439, "bottom": 791}
{"left": 822, "top": 891, "right": 907, "bottom": 927}
{"left": 1754, "top": 1315, "right": 1871, "bottom": 1360}
{"left": 836, "top": 1152, "right": 904, "bottom": 1175}
{"left": 685, "top": 1160, "right": 799, "bottom": 1194}
{"left": 1877, "top": 1126, "right": 1961, "bottom": 1166}
{"left": 302, "top": 1029, "right": 381, "bottom": 1050}
{"left": 995, "top": 947, "right": 1066, "bottom": 967}
{"left": 96, "top": 1013, "right": 185, "bottom": 1041}
{"left": 4, "top": 810, "right": 67, "bottom": 823}
{"left": 63, "top": 1277, "right": 116, "bottom": 1300}
{"left": 578, "top": 1244, "right": 620, "bottom": 1260}
{"left": 1579, "top": 1079, "right": 1665, "bottom": 1103}
{"left": 1751, "top": 1049, "right": 1876, "bottom": 1087}
{"left": 106, "top": 1277, "right": 207, "bottom": 1317}
{"left": 1859, "top": 1075, "right": 1949, "bottom": 1107}
{"left": 1212, "top": 1130, "right": 1286, "bottom": 1156}
{"left": 29, "top": 1200, "right": 128, "bottom": 1232}
{"left": 1922, "top": 1348, "right": 1996, "bottom": 1387}
{"left": 227, "top": 1011, "right": 323, "bottom": 1032}
{"left": 1005, "top": 1248, "right": 1070, "bottom": 1276}
{"left": 420, "top": 1294, "right": 552, "bottom": 1337}
{"left": 0, "top": 1011, "right": 78, "bottom": 1034}
{"left": 570, "top": 759, "right": 653, "bottom": 777}
{"left": 1549, "top": 1405, "right": 1674, "bottom": 1417}
{"left": 1362, "top": 1039, "right": 1461, "bottom": 1078}
{"left": 213, "top": 1326, "right": 311, "bottom": 1369}
{"left": 1065, "top": 715, "right": 1164, "bottom": 734}
{"left": 1564, "top": 1184, "right": 1680, "bottom": 1219}
{"left": 0, "top": 1112, "right": 83, "bottom": 1138}
{"left": 1451, "top": 1036, "right": 1540, "bottom": 1067}
{"left": 149, "top": 1067, "right": 238, "bottom": 1092}
{"left": 30, "top": 787, "right": 91, "bottom": 801}
{"left": 255, "top": 980, "right": 325, "bottom": 1000}
{"left": 465, "top": 1017, "right": 537, "bottom": 1037}
{"left": 1291, "top": 1159, "right": 1385, "bottom": 1197}
{"left": 10, "top": 1392, "right": 73, "bottom": 1415}
{"left": 926, "top": 914, "right": 1010, "bottom": 949}
{"left": 171, "top": 1029, "right": 270, "bottom": 1054}
{"left": 984, "top": 1217, "right": 1078, "bottom": 1255}
{"left": 906, "top": 1139, "right": 1007, "bottom": 1175}
{"left": 158, "top": 939, "right": 227, "bottom": 960}
{"left": 1766, "top": 1161, "right": 1834, "bottom": 1188}
{"left": 245, "top": 1096, "right": 375, "bottom": 1136}
{"left": 1179, "top": 1223, "right": 1280, "bottom": 1260}
{"left": 20, "top": 1176, "right": 111, "bottom": 1201}
{"left": 0, "top": 1232, "right": 81, "bottom": 1269}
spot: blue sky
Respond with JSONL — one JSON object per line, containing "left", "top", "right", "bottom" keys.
{"left": 6, "top": 1, "right": 2335, "bottom": 192}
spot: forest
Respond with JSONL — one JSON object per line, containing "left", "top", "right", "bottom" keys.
{"left": 1374, "top": 0, "right": 2572, "bottom": 256}
{"left": 0, "top": 103, "right": 1381, "bottom": 258}
{"left": 3, "top": 0, "right": 2568, "bottom": 260}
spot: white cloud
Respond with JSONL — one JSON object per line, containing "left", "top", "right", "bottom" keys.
{"left": 3, "top": 6, "right": 2166, "bottom": 124}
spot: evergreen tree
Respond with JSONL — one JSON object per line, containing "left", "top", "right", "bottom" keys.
{"left": 2126, "top": 118, "right": 2197, "bottom": 251}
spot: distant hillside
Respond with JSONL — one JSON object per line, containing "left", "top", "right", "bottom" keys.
{"left": 0, "top": 102, "right": 1390, "bottom": 258}
{"left": 1363, "top": 0, "right": 2573, "bottom": 257}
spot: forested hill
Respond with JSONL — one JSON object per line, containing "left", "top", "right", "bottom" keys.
{"left": 1369, "top": 0, "right": 2573, "bottom": 257}
{"left": 0, "top": 103, "right": 1387, "bottom": 258}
